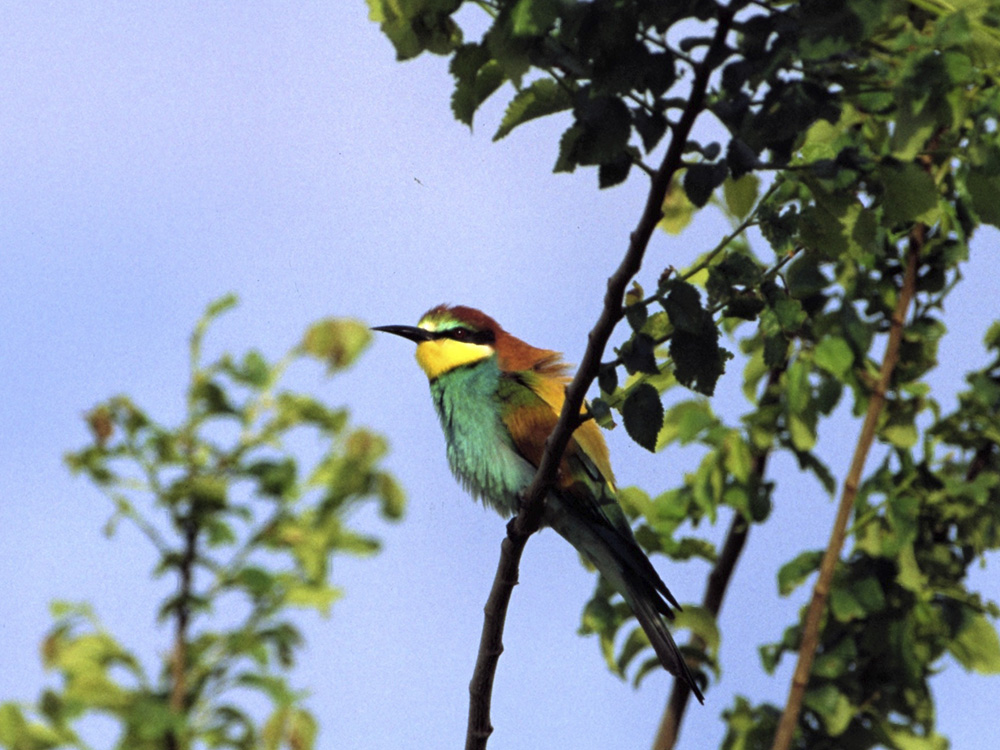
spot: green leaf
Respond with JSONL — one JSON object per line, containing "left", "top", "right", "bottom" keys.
{"left": 657, "top": 400, "right": 717, "bottom": 448}
{"left": 375, "top": 472, "right": 406, "bottom": 519}
{"left": 723, "top": 174, "right": 760, "bottom": 218}
{"left": 658, "top": 178, "right": 696, "bottom": 234}
{"left": 205, "top": 293, "right": 239, "bottom": 320}
{"left": 185, "top": 475, "right": 228, "bottom": 509}
{"left": 684, "top": 162, "right": 728, "bottom": 208}
{"left": 622, "top": 383, "right": 664, "bottom": 452}
{"left": 571, "top": 95, "right": 631, "bottom": 166}
{"left": 450, "top": 44, "right": 504, "bottom": 126}
{"left": 966, "top": 168, "right": 1000, "bottom": 227}
{"left": 301, "top": 319, "right": 371, "bottom": 371}
{"left": 879, "top": 162, "right": 940, "bottom": 225}
{"left": 785, "top": 357, "right": 810, "bottom": 413}
{"left": 620, "top": 333, "right": 658, "bottom": 375}
{"left": 778, "top": 550, "right": 823, "bottom": 596}
{"left": 0, "top": 703, "right": 27, "bottom": 746}
{"left": 813, "top": 336, "right": 854, "bottom": 379}
{"left": 510, "top": 0, "right": 559, "bottom": 36}
{"left": 830, "top": 586, "right": 866, "bottom": 622}
{"left": 803, "top": 683, "right": 854, "bottom": 736}
{"left": 663, "top": 281, "right": 729, "bottom": 395}
{"left": 949, "top": 611, "right": 1000, "bottom": 674}
{"left": 286, "top": 582, "right": 343, "bottom": 615}
{"left": 237, "top": 350, "right": 270, "bottom": 387}
{"left": 494, "top": 77, "right": 572, "bottom": 140}
{"left": 883, "top": 724, "right": 949, "bottom": 750}
{"left": 785, "top": 252, "right": 830, "bottom": 297}
{"left": 673, "top": 605, "right": 721, "bottom": 653}
{"left": 850, "top": 575, "right": 885, "bottom": 614}
{"left": 706, "top": 253, "right": 761, "bottom": 305}
{"left": 598, "top": 153, "right": 633, "bottom": 188}
{"left": 881, "top": 420, "right": 918, "bottom": 449}
{"left": 192, "top": 379, "right": 238, "bottom": 416}
{"left": 248, "top": 459, "right": 298, "bottom": 498}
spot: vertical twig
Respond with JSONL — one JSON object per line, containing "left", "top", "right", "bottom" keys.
{"left": 770, "top": 237, "right": 921, "bottom": 750}
{"left": 463, "top": 5, "right": 741, "bottom": 747}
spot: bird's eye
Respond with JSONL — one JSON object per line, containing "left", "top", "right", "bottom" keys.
{"left": 450, "top": 327, "right": 469, "bottom": 340}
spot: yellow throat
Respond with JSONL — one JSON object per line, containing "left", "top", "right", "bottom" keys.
{"left": 415, "top": 338, "right": 494, "bottom": 380}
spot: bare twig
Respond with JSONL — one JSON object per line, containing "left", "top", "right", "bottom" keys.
{"left": 464, "top": 6, "right": 740, "bottom": 748}
{"left": 769, "top": 236, "right": 921, "bottom": 750}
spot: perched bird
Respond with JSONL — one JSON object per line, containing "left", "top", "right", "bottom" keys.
{"left": 373, "top": 304, "right": 704, "bottom": 702}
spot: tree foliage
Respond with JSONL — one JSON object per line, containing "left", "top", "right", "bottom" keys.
{"left": 0, "top": 297, "right": 403, "bottom": 750}
{"left": 366, "top": 0, "right": 1000, "bottom": 748}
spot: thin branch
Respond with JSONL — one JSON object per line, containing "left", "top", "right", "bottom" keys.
{"left": 769, "top": 235, "right": 921, "bottom": 750}
{"left": 171, "top": 515, "right": 198, "bottom": 714}
{"left": 654, "top": 367, "right": 784, "bottom": 750}
{"left": 678, "top": 181, "right": 781, "bottom": 283}
{"left": 464, "top": 5, "right": 740, "bottom": 748}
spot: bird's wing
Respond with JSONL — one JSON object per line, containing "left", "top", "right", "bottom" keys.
{"left": 496, "top": 370, "right": 681, "bottom": 614}
{"left": 496, "top": 368, "right": 613, "bottom": 490}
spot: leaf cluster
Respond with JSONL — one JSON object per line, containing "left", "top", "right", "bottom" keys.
{"left": 0, "top": 297, "right": 403, "bottom": 750}
{"left": 367, "top": 0, "right": 1000, "bottom": 746}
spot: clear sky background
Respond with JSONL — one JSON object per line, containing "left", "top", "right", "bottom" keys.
{"left": 2, "top": 3, "right": 998, "bottom": 749}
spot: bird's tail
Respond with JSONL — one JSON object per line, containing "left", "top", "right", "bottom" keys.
{"left": 543, "top": 493, "right": 704, "bottom": 701}
{"left": 620, "top": 573, "right": 705, "bottom": 704}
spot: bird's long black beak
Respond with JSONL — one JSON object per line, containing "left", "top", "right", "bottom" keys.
{"left": 371, "top": 324, "right": 435, "bottom": 343}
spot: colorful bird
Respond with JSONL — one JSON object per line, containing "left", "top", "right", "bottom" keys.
{"left": 373, "top": 304, "right": 704, "bottom": 702}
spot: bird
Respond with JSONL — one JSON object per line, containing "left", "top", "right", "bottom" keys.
{"left": 372, "top": 304, "right": 704, "bottom": 702}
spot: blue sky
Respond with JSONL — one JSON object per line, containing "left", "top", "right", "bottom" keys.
{"left": 2, "top": 3, "right": 997, "bottom": 748}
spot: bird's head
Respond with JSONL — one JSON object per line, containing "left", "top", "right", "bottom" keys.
{"left": 373, "top": 305, "right": 567, "bottom": 381}
{"left": 372, "top": 305, "right": 502, "bottom": 380}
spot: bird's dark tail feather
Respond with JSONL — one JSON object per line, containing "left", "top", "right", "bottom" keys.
{"left": 623, "top": 578, "right": 705, "bottom": 704}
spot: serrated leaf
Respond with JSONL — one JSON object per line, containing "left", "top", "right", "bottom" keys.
{"left": 622, "top": 383, "right": 664, "bottom": 452}
{"left": 450, "top": 44, "right": 503, "bottom": 126}
{"left": 662, "top": 282, "right": 728, "bottom": 395}
{"left": 620, "top": 333, "right": 658, "bottom": 375}
{"left": 494, "top": 77, "right": 571, "bottom": 141}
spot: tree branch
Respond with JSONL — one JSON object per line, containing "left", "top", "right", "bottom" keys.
{"left": 769, "top": 235, "right": 921, "bottom": 750}
{"left": 464, "top": 5, "right": 740, "bottom": 747}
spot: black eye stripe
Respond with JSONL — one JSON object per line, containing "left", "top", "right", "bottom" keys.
{"left": 434, "top": 327, "right": 495, "bottom": 345}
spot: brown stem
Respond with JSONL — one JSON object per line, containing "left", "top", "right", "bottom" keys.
{"left": 770, "top": 236, "right": 921, "bottom": 750}
{"left": 463, "top": 6, "right": 740, "bottom": 748}
{"left": 654, "top": 368, "right": 783, "bottom": 750}
{"left": 169, "top": 513, "right": 198, "bottom": 749}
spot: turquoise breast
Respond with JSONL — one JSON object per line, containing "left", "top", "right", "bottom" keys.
{"left": 428, "top": 358, "right": 534, "bottom": 517}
